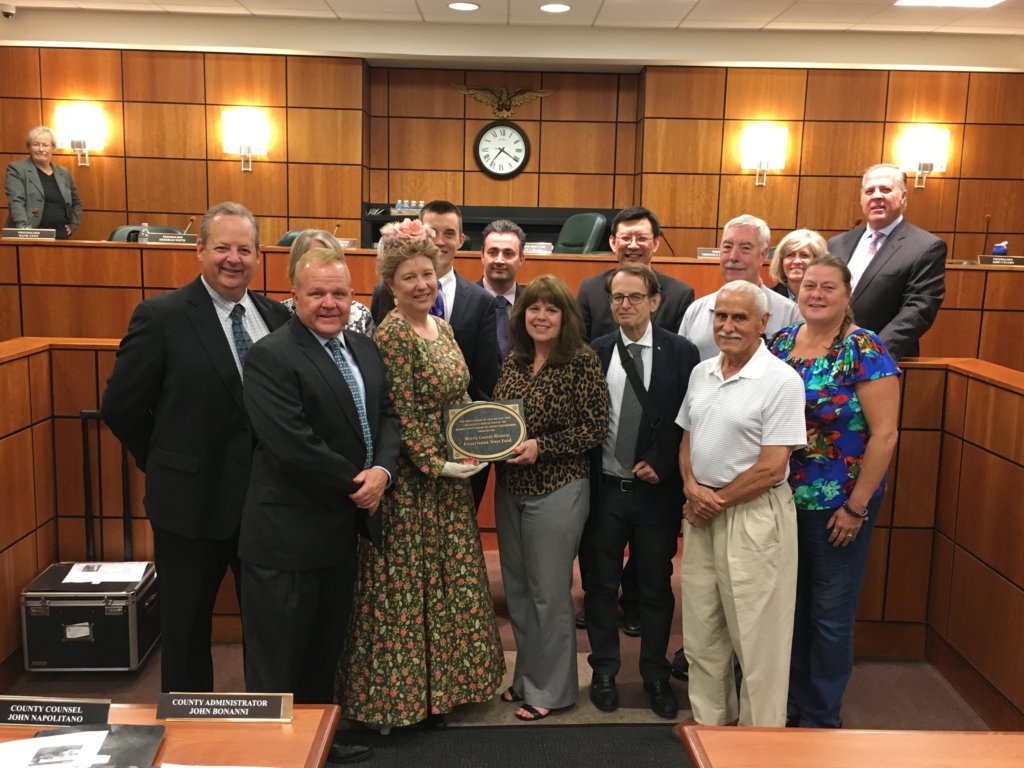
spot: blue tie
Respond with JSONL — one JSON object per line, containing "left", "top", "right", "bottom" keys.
{"left": 430, "top": 288, "right": 445, "bottom": 319}
{"left": 229, "top": 304, "right": 253, "bottom": 369}
{"left": 325, "top": 337, "right": 373, "bottom": 468}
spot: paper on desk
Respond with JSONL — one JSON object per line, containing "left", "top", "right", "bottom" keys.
{"left": 63, "top": 562, "right": 148, "bottom": 584}
{"left": 0, "top": 728, "right": 107, "bottom": 767}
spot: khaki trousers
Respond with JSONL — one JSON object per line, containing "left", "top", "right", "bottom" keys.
{"left": 681, "top": 483, "right": 798, "bottom": 727}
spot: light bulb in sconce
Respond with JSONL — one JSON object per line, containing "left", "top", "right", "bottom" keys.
{"left": 222, "top": 107, "right": 271, "bottom": 172}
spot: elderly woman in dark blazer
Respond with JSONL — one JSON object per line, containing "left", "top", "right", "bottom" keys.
{"left": 4, "top": 126, "right": 82, "bottom": 238}
{"left": 769, "top": 229, "right": 827, "bottom": 300}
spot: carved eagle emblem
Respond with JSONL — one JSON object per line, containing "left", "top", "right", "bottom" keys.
{"left": 452, "top": 84, "right": 555, "bottom": 119}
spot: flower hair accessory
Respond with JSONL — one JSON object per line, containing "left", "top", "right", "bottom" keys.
{"left": 379, "top": 217, "right": 435, "bottom": 246}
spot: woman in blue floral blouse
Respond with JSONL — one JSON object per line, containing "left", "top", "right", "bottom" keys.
{"left": 768, "top": 253, "right": 900, "bottom": 729}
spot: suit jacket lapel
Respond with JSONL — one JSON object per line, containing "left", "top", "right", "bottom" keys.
{"left": 184, "top": 278, "right": 246, "bottom": 412}
{"left": 855, "top": 222, "right": 906, "bottom": 300}
{"left": 293, "top": 322, "right": 364, "bottom": 445}
{"left": 23, "top": 161, "right": 45, "bottom": 199}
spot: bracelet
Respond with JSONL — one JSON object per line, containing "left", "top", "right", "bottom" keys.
{"left": 842, "top": 501, "right": 869, "bottom": 520}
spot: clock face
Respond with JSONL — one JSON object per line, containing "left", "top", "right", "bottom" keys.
{"left": 474, "top": 120, "right": 530, "bottom": 179}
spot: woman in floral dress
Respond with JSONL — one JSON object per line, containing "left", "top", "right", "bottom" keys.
{"left": 341, "top": 218, "right": 504, "bottom": 730}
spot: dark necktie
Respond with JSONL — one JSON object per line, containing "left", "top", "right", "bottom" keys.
{"left": 430, "top": 289, "right": 445, "bottom": 319}
{"left": 229, "top": 303, "right": 253, "bottom": 370}
{"left": 495, "top": 295, "right": 510, "bottom": 358}
{"left": 614, "top": 343, "right": 643, "bottom": 472}
{"left": 326, "top": 337, "right": 373, "bottom": 468}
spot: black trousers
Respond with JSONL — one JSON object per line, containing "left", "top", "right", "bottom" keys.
{"left": 240, "top": 558, "right": 357, "bottom": 704}
{"left": 582, "top": 481, "right": 679, "bottom": 684}
{"left": 151, "top": 525, "right": 241, "bottom": 693}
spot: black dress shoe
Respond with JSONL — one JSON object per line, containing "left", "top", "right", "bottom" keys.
{"left": 575, "top": 610, "right": 586, "bottom": 629}
{"left": 621, "top": 613, "right": 642, "bottom": 637}
{"left": 670, "top": 647, "right": 689, "bottom": 681}
{"left": 589, "top": 673, "right": 619, "bottom": 712}
{"left": 328, "top": 742, "right": 373, "bottom": 765}
{"left": 645, "top": 679, "right": 679, "bottom": 719}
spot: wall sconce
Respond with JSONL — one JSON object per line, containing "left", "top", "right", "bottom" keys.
{"left": 53, "top": 103, "right": 108, "bottom": 167}
{"left": 898, "top": 125, "right": 950, "bottom": 189}
{"left": 739, "top": 123, "right": 788, "bottom": 187}
{"left": 222, "top": 107, "right": 270, "bottom": 172}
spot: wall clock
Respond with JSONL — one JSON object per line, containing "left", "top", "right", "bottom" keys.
{"left": 473, "top": 120, "right": 530, "bottom": 179}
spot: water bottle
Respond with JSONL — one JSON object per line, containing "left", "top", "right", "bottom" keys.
{"left": 139, "top": 222, "right": 150, "bottom": 244}
{"left": 395, "top": 199, "right": 402, "bottom": 213}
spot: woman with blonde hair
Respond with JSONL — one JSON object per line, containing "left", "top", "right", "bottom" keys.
{"left": 4, "top": 126, "right": 82, "bottom": 238}
{"left": 769, "top": 229, "right": 827, "bottom": 300}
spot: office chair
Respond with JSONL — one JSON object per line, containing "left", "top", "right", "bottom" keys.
{"left": 277, "top": 230, "right": 303, "bottom": 247}
{"left": 553, "top": 212, "right": 606, "bottom": 254}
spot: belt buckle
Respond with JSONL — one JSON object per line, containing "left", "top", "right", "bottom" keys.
{"left": 618, "top": 478, "right": 634, "bottom": 493}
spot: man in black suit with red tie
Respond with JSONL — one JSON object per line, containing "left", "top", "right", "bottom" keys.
{"left": 102, "top": 202, "right": 290, "bottom": 694}
{"left": 827, "top": 163, "right": 946, "bottom": 360}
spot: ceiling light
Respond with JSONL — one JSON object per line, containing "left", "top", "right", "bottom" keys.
{"left": 895, "top": 0, "right": 1003, "bottom": 7}
{"left": 540, "top": 3, "right": 572, "bottom": 12}
{"left": 448, "top": 2, "right": 479, "bottom": 9}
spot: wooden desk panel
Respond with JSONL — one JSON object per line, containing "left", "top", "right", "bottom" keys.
{"left": 19, "top": 246, "right": 141, "bottom": 287}
{"left": 0, "top": 703, "right": 338, "bottom": 768}
{"left": 21, "top": 287, "right": 141, "bottom": 339}
{"left": 682, "top": 725, "right": 1024, "bottom": 768}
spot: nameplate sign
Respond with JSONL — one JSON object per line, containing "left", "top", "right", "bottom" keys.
{"left": 979, "top": 254, "right": 1024, "bottom": 267}
{"left": 445, "top": 399, "right": 526, "bottom": 462}
{"left": 338, "top": 238, "right": 357, "bottom": 249}
{"left": 150, "top": 233, "right": 198, "bottom": 245}
{"left": 696, "top": 247, "right": 721, "bottom": 259}
{"left": 3, "top": 227, "right": 57, "bottom": 240}
{"left": 156, "top": 692, "right": 293, "bottom": 722}
{"left": 0, "top": 695, "right": 110, "bottom": 727}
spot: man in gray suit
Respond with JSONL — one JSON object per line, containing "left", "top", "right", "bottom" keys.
{"left": 827, "top": 163, "right": 946, "bottom": 360}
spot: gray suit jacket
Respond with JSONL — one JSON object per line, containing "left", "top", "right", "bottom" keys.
{"left": 828, "top": 219, "right": 946, "bottom": 360}
{"left": 577, "top": 267, "right": 694, "bottom": 341}
{"left": 4, "top": 157, "right": 82, "bottom": 230}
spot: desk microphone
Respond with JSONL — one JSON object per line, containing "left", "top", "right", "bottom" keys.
{"left": 182, "top": 216, "right": 195, "bottom": 235}
{"left": 660, "top": 230, "right": 677, "bottom": 258}
{"left": 333, "top": 222, "right": 341, "bottom": 236}
{"left": 982, "top": 214, "right": 991, "bottom": 255}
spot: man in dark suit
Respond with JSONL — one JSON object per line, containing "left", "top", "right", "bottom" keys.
{"left": 583, "top": 263, "right": 700, "bottom": 720}
{"left": 102, "top": 201, "right": 290, "bottom": 693}
{"left": 477, "top": 218, "right": 527, "bottom": 369}
{"left": 827, "top": 163, "right": 946, "bottom": 360}
{"left": 240, "top": 247, "right": 399, "bottom": 764}
{"left": 577, "top": 206, "right": 695, "bottom": 341}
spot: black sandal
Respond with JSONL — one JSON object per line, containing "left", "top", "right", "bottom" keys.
{"left": 515, "top": 704, "right": 551, "bottom": 722}
{"left": 501, "top": 686, "right": 524, "bottom": 703}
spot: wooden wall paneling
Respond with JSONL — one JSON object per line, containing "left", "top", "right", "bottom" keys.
{"left": 0, "top": 430, "right": 36, "bottom": 551}
{"left": 617, "top": 74, "right": 638, "bottom": 123}
{"left": 982, "top": 270, "right": 1024, "bottom": 310}
{"left": 643, "top": 67, "right": 726, "bottom": 119}
{"left": 53, "top": 416, "right": 89, "bottom": 523}
{"left": 386, "top": 170, "right": 463, "bottom": 206}
{"left": 717, "top": 175, "right": 799, "bottom": 233}
{"left": 56, "top": 156, "right": 127, "bottom": 213}
{"left": 804, "top": 70, "right": 888, "bottom": 121}
{"left": 19, "top": 245, "right": 140, "bottom": 287}
{"left": 122, "top": 51, "right": 204, "bottom": 104}
{"left": 800, "top": 122, "right": 884, "bottom": 177}
{"left": 390, "top": 117, "right": 463, "bottom": 171}
{"left": 463, "top": 71, "right": 543, "bottom": 121}
{"left": 288, "top": 108, "right": 362, "bottom": 165}
{"left": 979, "top": 312, "right": 1024, "bottom": 372}
{"left": 720, "top": 120, "right": 803, "bottom": 175}
{"left": 944, "top": 371, "right": 968, "bottom": 437}
{"left": 966, "top": 73, "right": 1024, "bottom": 125}
{"left": 963, "top": 378, "right": 1024, "bottom": 465}
{"left": 943, "top": 268, "right": 985, "bottom": 310}
{"left": 961, "top": 125, "right": 1024, "bottom": 180}
{"left": 641, "top": 119, "right": 722, "bottom": 174}
{"left": 935, "top": 433, "right": 961, "bottom": 539}
{"left": 724, "top": 68, "right": 806, "bottom": 121}
{"left": 891, "top": 430, "right": 940, "bottom": 528}
{"left": 660, "top": 229, "right": 721, "bottom": 263}
{"left": 368, "top": 67, "right": 388, "bottom": 117}
{"left": 955, "top": 443, "right": 1024, "bottom": 589}
{"left": 955, "top": 180, "right": 1024, "bottom": 233}
{"left": 205, "top": 53, "right": 285, "bottom": 106}
{"left": 288, "top": 164, "right": 362, "bottom": 219}
{"left": 40, "top": 49, "right": 122, "bottom": 102}
{"left": 368, "top": 116, "right": 387, "bottom": 169}
{"left": 207, "top": 160, "right": 288, "bottom": 217}
{"left": 0, "top": 536, "right": 38, "bottom": 663}
{"left": 205, "top": 105, "right": 287, "bottom": 163}
{"left": 43, "top": 98, "right": 125, "bottom": 157}
{"left": 254, "top": 218, "right": 288, "bottom": 254}
{"left": 538, "top": 174, "right": 614, "bottom": 208}
{"left": 463, "top": 118, "right": 538, "bottom": 175}
{"left": 917, "top": 309, "right": 980, "bottom": 359}
{"left": 262, "top": 251, "right": 290, "bottom": 294}
{"left": 126, "top": 158, "right": 208, "bottom": 214}
{"left": 124, "top": 103, "right": 207, "bottom": 159}
{"left": 463, "top": 172, "right": 540, "bottom": 208}
{"left": 0, "top": 48, "right": 41, "bottom": 99}
{"left": 0, "top": 245, "right": 15, "bottom": 282}
{"left": 21, "top": 286, "right": 140, "bottom": 338}
{"left": 616, "top": 122, "right": 636, "bottom": 175}
{"left": 928, "top": 532, "right": 954, "bottom": 637}
{"left": 946, "top": 548, "right": 1024, "bottom": 711}
{"left": 369, "top": 170, "right": 388, "bottom": 205}
{"left": 0, "top": 357, "right": 30, "bottom": 436}
{"left": 540, "top": 73, "right": 619, "bottom": 122}
{"left": 884, "top": 528, "right": 933, "bottom": 622}
{"left": 50, "top": 349, "right": 98, "bottom": 417}
{"left": 853, "top": 621, "right": 925, "bottom": 658}
{"left": 900, "top": 368, "right": 945, "bottom": 429}
{"left": 857, "top": 527, "right": 889, "bottom": 621}
{"left": 28, "top": 351, "right": 52, "bottom": 424}
{"left": 540, "top": 122, "right": 616, "bottom": 174}
{"left": 886, "top": 72, "right": 968, "bottom": 123}
{"left": 883, "top": 122, "right": 963, "bottom": 179}
{"left": 613, "top": 174, "right": 636, "bottom": 209}
{"left": 74, "top": 212, "right": 128, "bottom": 244}
{"left": 35, "top": 518, "right": 57, "bottom": 572}
{"left": 0, "top": 284, "right": 16, "bottom": 338}
{"left": 286, "top": 56, "right": 362, "bottom": 109}
{"left": 1, "top": 98, "right": 43, "bottom": 153}
{"left": 641, "top": 174, "right": 719, "bottom": 229}
{"left": 28, "top": 427, "right": 54, "bottom": 540}
{"left": 387, "top": 69, "right": 464, "bottom": 119}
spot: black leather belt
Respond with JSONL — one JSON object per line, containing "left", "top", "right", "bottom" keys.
{"left": 601, "top": 474, "right": 634, "bottom": 492}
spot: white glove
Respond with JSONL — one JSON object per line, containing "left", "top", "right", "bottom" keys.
{"left": 440, "top": 461, "right": 489, "bottom": 479}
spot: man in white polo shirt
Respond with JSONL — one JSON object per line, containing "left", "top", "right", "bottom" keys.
{"left": 674, "top": 280, "right": 806, "bottom": 730}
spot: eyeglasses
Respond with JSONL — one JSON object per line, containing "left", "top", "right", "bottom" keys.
{"left": 610, "top": 292, "right": 651, "bottom": 306}
{"left": 615, "top": 234, "right": 654, "bottom": 246}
